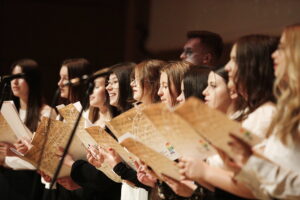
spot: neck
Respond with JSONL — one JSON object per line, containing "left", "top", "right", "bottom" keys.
{"left": 141, "top": 95, "right": 153, "bottom": 105}
{"left": 226, "top": 101, "right": 236, "bottom": 117}
{"left": 97, "top": 105, "right": 112, "bottom": 123}
{"left": 20, "top": 97, "right": 28, "bottom": 110}
{"left": 99, "top": 105, "right": 108, "bottom": 115}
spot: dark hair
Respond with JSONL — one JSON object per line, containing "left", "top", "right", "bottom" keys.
{"left": 187, "top": 30, "right": 223, "bottom": 63}
{"left": 61, "top": 58, "right": 91, "bottom": 104}
{"left": 88, "top": 74, "right": 113, "bottom": 123}
{"left": 161, "top": 61, "right": 192, "bottom": 106}
{"left": 183, "top": 66, "right": 210, "bottom": 100}
{"left": 135, "top": 59, "right": 167, "bottom": 103}
{"left": 213, "top": 67, "right": 228, "bottom": 83}
{"left": 10, "top": 59, "right": 43, "bottom": 131}
{"left": 110, "top": 62, "right": 135, "bottom": 112}
{"left": 235, "top": 35, "right": 278, "bottom": 119}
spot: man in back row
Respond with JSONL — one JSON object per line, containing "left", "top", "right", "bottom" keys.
{"left": 180, "top": 30, "right": 223, "bottom": 68}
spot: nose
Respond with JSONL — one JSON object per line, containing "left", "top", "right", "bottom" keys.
{"left": 176, "top": 92, "right": 184, "bottom": 103}
{"left": 106, "top": 84, "right": 112, "bottom": 91}
{"left": 157, "top": 87, "right": 163, "bottom": 97}
{"left": 58, "top": 78, "right": 63, "bottom": 87}
{"left": 180, "top": 52, "right": 186, "bottom": 60}
{"left": 224, "top": 61, "right": 231, "bottom": 72}
{"left": 202, "top": 86, "right": 209, "bottom": 96}
{"left": 130, "top": 80, "right": 135, "bottom": 88}
{"left": 11, "top": 78, "right": 18, "bottom": 85}
{"left": 271, "top": 49, "right": 278, "bottom": 60}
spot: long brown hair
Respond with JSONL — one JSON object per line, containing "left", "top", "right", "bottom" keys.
{"left": 10, "top": 59, "right": 43, "bottom": 132}
{"left": 160, "top": 61, "right": 193, "bottom": 106}
{"left": 135, "top": 59, "right": 167, "bottom": 103}
{"left": 61, "top": 58, "right": 91, "bottom": 104}
{"left": 234, "top": 35, "right": 278, "bottom": 120}
{"left": 267, "top": 24, "right": 300, "bottom": 144}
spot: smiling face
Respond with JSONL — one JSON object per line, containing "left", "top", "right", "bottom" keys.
{"left": 202, "top": 71, "right": 231, "bottom": 113}
{"left": 57, "top": 66, "right": 70, "bottom": 99}
{"left": 10, "top": 66, "right": 29, "bottom": 100}
{"left": 90, "top": 77, "right": 107, "bottom": 108}
{"left": 105, "top": 73, "right": 119, "bottom": 107}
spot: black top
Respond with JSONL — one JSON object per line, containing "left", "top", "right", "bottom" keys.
{"left": 71, "top": 160, "right": 121, "bottom": 200}
{"left": 113, "top": 162, "right": 151, "bottom": 191}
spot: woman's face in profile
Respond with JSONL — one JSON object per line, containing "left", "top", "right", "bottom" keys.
{"left": 225, "top": 44, "right": 238, "bottom": 100}
{"left": 11, "top": 66, "right": 29, "bottom": 100}
{"left": 90, "top": 77, "right": 107, "bottom": 108}
{"left": 272, "top": 33, "right": 287, "bottom": 78}
{"left": 106, "top": 73, "right": 120, "bottom": 107}
{"left": 202, "top": 71, "right": 231, "bottom": 113}
{"left": 176, "top": 81, "right": 185, "bottom": 105}
{"left": 130, "top": 69, "right": 143, "bottom": 102}
{"left": 57, "top": 66, "right": 70, "bottom": 99}
{"left": 158, "top": 72, "right": 176, "bottom": 107}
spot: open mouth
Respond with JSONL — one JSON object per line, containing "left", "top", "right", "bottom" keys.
{"left": 109, "top": 93, "right": 116, "bottom": 97}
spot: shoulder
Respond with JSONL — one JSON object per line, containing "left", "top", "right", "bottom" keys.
{"left": 40, "top": 104, "right": 57, "bottom": 119}
{"left": 242, "top": 102, "right": 276, "bottom": 138}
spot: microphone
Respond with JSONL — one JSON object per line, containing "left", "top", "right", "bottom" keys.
{"left": 0, "top": 73, "right": 26, "bottom": 82}
{"left": 63, "top": 67, "right": 111, "bottom": 86}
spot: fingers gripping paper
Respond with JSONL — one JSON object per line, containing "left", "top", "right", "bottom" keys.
{"left": 85, "top": 126, "right": 138, "bottom": 182}
{"left": 0, "top": 101, "right": 32, "bottom": 140}
{"left": 0, "top": 113, "right": 18, "bottom": 143}
{"left": 142, "top": 103, "right": 215, "bottom": 159}
{"left": 119, "top": 134, "right": 181, "bottom": 181}
{"left": 107, "top": 106, "right": 178, "bottom": 160}
{"left": 58, "top": 104, "right": 121, "bottom": 182}
{"left": 57, "top": 103, "right": 89, "bottom": 160}
{"left": 25, "top": 117, "right": 71, "bottom": 178}
{"left": 78, "top": 126, "right": 122, "bottom": 183}
{"left": 174, "top": 97, "right": 262, "bottom": 158}
{"left": 85, "top": 126, "right": 137, "bottom": 170}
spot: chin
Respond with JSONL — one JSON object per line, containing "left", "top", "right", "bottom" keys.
{"left": 110, "top": 100, "right": 118, "bottom": 107}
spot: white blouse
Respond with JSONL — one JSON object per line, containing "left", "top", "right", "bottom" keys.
{"left": 5, "top": 105, "right": 55, "bottom": 170}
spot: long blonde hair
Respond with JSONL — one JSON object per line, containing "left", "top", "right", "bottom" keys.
{"left": 267, "top": 24, "right": 300, "bottom": 144}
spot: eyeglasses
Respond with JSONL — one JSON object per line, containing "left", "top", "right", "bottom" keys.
{"left": 106, "top": 79, "right": 119, "bottom": 89}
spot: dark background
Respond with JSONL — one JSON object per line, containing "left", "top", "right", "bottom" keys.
{"left": 1, "top": 0, "right": 299, "bottom": 103}
{"left": 0, "top": 0, "right": 154, "bottom": 103}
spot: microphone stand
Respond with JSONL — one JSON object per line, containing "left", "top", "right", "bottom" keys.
{"left": 30, "top": 88, "right": 61, "bottom": 200}
{"left": 49, "top": 82, "right": 93, "bottom": 189}
{"left": 0, "top": 81, "right": 10, "bottom": 110}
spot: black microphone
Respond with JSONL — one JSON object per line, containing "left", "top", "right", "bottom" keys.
{"left": 0, "top": 73, "right": 26, "bottom": 82}
{"left": 63, "top": 67, "right": 111, "bottom": 86}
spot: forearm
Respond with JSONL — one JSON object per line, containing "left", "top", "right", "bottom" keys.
{"left": 113, "top": 162, "right": 151, "bottom": 191}
{"left": 237, "top": 155, "right": 300, "bottom": 200}
{"left": 199, "top": 163, "right": 255, "bottom": 199}
{"left": 71, "top": 160, "right": 117, "bottom": 191}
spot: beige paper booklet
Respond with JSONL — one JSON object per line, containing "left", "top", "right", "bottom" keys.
{"left": 119, "top": 133, "right": 181, "bottom": 181}
{"left": 25, "top": 117, "right": 71, "bottom": 178}
{"left": 85, "top": 126, "right": 137, "bottom": 170}
{"left": 56, "top": 103, "right": 87, "bottom": 161}
{"left": 107, "top": 105, "right": 178, "bottom": 160}
{"left": 0, "top": 113, "right": 18, "bottom": 143}
{"left": 85, "top": 126, "right": 141, "bottom": 182}
{"left": 58, "top": 103, "right": 122, "bottom": 182}
{"left": 142, "top": 102, "right": 215, "bottom": 159}
{"left": 0, "top": 101, "right": 32, "bottom": 140}
{"left": 174, "top": 97, "right": 262, "bottom": 158}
